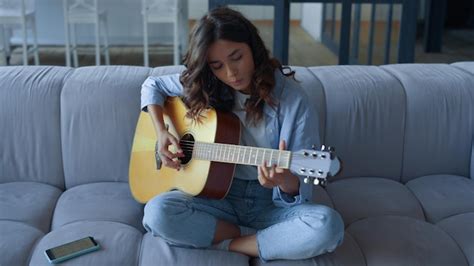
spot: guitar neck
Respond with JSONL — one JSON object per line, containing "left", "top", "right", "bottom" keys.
{"left": 193, "top": 142, "right": 291, "bottom": 168}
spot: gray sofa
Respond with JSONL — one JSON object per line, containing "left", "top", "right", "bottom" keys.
{"left": 1, "top": 62, "right": 473, "bottom": 266}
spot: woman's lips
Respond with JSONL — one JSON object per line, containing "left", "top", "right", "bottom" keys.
{"left": 230, "top": 79, "right": 243, "bottom": 86}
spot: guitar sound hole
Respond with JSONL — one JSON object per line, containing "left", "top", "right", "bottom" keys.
{"left": 179, "top": 133, "right": 194, "bottom": 165}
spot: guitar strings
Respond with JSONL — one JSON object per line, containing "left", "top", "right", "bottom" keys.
{"left": 159, "top": 140, "right": 324, "bottom": 159}
{"left": 160, "top": 149, "right": 310, "bottom": 159}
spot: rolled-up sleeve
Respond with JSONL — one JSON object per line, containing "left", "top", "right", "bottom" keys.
{"left": 140, "top": 73, "right": 184, "bottom": 112}
{"left": 273, "top": 183, "right": 312, "bottom": 207}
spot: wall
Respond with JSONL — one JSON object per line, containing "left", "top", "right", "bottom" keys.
{"left": 301, "top": 3, "right": 323, "bottom": 41}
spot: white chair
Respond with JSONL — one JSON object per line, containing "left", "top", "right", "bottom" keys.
{"left": 0, "top": 0, "right": 39, "bottom": 65}
{"left": 63, "top": 0, "right": 110, "bottom": 67}
{"left": 142, "top": 0, "right": 188, "bottom": 67}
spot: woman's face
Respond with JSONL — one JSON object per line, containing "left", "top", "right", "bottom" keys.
{"left": 207, "top": 39, "right": 255, "bottom": 94}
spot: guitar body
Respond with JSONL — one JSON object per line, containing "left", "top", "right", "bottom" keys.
{"left": 129, "top": 97, "right": 241, "bottom": 203}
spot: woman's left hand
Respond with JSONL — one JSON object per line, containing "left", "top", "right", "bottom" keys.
{"left": 257, "top": 140, "right": 300, "bottom": 196}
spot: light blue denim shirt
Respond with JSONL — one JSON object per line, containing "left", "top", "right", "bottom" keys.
{"left": 140, "top": 70, "right": 321, "bottom": 207}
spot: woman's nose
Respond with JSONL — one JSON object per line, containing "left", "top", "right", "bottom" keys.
{"left": 225, "top": 65, "right": 237, "bottom": 77}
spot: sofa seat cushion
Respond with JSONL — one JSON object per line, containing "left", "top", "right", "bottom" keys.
{"left": 347, "top": 216, "right": 468, "bottom": 266}
{"left": 0, "top": 221, "right": 44, "bottom": 266}
{"left": 51, "top": 182, "right": 144, "bottom": 232}
{"left": 437, "top": 213, "right": 474, "bottom": 265}
{"left": 30, "top": 221, "right": 142, "bottom": 265}
{"left": 406, "top": 175, "right": 474, "bottom": 223}
{"left": 251, "top": 232, "right": 365, "bottom": 265}
{"left": 0, "top": 182, "right": 62, "bottom": 232}
{"left": 312, "top": 185, "right": 335, "bottom": 208}
{"left": 140, "top": 233, "right": 249, "bottom": 265}
{"left": 326, "top": 177, "right": 425, "bottom": 226}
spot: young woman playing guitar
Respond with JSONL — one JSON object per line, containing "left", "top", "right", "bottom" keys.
{"left": 140, "top": 7, "right": 344, "bottom": 261}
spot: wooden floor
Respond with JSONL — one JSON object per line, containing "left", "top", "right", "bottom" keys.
{"left": 4, "top": 20, "right": 474, "bottom": 67}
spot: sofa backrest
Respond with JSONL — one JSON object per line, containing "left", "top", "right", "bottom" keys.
{"left": 1, "top": 63, "right": 473, "bottom": 189}
{"left": 306, "top": 65, "right": 406, "bottom": 182}
{"left": 60, "top": 66, "right": 150, "bottom": 188}
{"left": 60, "top": 65, "right": 183, "bottom": 189}
{"left": 300, "top": 63, "right": 474, "bottom": 183}
{"left": 0, "top": 66, "right": 70, "bottom": 189}
{"left": 382, "top": 64, "right": 474, "bottom": 183}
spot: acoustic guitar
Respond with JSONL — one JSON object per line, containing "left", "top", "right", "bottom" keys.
{"left": 129, "top": 97, "right": 340, "bottom": 203}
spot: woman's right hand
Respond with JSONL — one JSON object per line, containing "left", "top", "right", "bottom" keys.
{"left": 147, "top": 104, "right": 184, "bottom": 170}
{"left": 157, "top": 129, "right": 184, "bottom": 170}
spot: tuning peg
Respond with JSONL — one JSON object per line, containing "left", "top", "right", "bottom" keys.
{"left": 321, "top": 145, "right": 334, "bottom": 152}
{"left": 304, "top": 177, "right": 310, "bottom": 184}
{"left": 320, "top": 179, "right": 328, "bottom": 186}
{"left": 313, "top": 178, "right": 319, "bottom": 185}
{"left": 311, "top": 144, "right": 318, "bottom": 150}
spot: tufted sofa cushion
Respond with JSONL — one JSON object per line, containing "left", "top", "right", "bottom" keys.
{"left": 0, "top": 66, "right": 70, "bottom": 188}
{"left": 406, "top": 175, "right": 474, "bottom": 223}
{"left": 346, "top": 216, "right": 468, "bottom": 265}
{"left": 382, "top": 64, "right": 474, "bottom": 182}
{"left": 0, "top": 221, "right": 44, "bottom": 266}
{"left": 140, "top": 233, "right": 250, "bottom": 265}
{"left": 326, "top": 177, "right": 425, "bottom": 226}
{"left": 60, "top": 66, "right": 150, "bottom": 188}
{"left": 29, "top": 221, "right": 143, "bottom": 265}
{"left": 0, "top": 182, "right": 62, "bottom": 233}
{"left": 308, "top": 65, "right": 406, "bottom": 181}
{"left": 51, "top": 182, "right": 144, "bottom": 231}
{"left": 437, "top": 213, "right": 474, "bottom": 265}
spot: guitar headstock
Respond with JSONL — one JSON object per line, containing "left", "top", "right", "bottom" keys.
{"left": 290, "top": 145, "right": 341, "bottom": 186}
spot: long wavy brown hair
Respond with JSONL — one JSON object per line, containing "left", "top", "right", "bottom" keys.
{"left": 180, "top": 6, "right": 294, "bottom": 124}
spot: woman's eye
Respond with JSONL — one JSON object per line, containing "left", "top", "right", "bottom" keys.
{"left": 232, "top": 55, "right": 242, "bottom": 61}
{"left": 211, "top": 64, "right": 222, "bottom": 70}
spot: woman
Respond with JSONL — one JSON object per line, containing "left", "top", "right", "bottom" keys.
{"left": 141, "top": 6, "right": 344, "bottom": 261}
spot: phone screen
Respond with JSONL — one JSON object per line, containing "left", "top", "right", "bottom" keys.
{"left": 46, "top": 237, "right": 98, "bottom": 260}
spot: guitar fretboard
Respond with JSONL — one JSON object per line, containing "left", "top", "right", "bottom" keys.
{"left": 193, "top": 142, "right": 291, "bottom": 168}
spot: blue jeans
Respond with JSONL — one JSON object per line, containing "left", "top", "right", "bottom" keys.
{"left": 142, "top": 178, "right": 344, "bottom": 261}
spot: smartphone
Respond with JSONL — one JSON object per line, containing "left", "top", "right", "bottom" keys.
{"left": 44, "top": 236, "right": 100, "bottom": 264}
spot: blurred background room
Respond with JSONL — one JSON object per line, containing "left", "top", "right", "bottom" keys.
{"left": 0, "top": 0, "right": 473, "bottom": 67}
